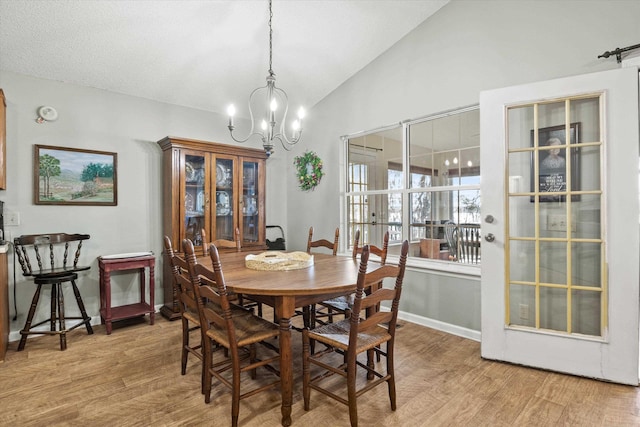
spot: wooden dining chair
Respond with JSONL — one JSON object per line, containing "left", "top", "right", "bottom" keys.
{"left": 352, "top": 229, "right": 389, "bottom": 264}
{"left": 185, "top": 240, "right": 281, "bottom": 427}
{"left": 164, "top": 235, "right": 205, "bottom": 383}
{"left": 202, "top": 227, "right": 262, "bottom": 316}
{"left": 302, "top": 240, "right": 409, "bottom": 427}
{"left": 201, "top": 227, "right": 241, "bottom": 257}
{"left": 163, "top": 236, "right": 252, "bottom": 392}
{"left": 14, "top": 233, "right": 93, "bottom": 351}
{"left": 306, "top": 226, "right": 339, "bottom": 255}
{"left": 352, "top": 229, "right": 391, "bottom": 361}
{"left": 306, "top": 227, "right": 346, "bottom": 328}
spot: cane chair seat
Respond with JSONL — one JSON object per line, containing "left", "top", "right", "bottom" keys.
{"left": 307, "top": 317, "right": 391, "bottom": 353}
{"left": 203, "top": 310, "right": 280, "bottom": 349}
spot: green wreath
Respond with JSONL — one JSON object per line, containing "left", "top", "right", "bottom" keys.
{"left": 294, "top": 151, "right": 324, "bottom": 191}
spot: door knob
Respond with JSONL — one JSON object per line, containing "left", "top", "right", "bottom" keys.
{"left": 484, "top": 233, "right": 495, "bottom": 242}
{"left": 485, "top": 215, "right": 495, "bottom": 224}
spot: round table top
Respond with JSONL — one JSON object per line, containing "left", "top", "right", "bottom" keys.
{"left": 201, "top": 251, "right": 374, "bottom": 297}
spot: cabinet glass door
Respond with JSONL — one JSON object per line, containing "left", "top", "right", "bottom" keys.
{"left": 184, "top": 153, "right": 206, "bottom": 246}
{"left": 241, "top": 160, "right": 260, "bottom": 243}
{"left": 215, "top": 156, "right": 236, "bottom": 241}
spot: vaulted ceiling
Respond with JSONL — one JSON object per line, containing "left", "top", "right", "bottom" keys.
{"left": 0, "top": 0, "right": 448, "bottom": 117}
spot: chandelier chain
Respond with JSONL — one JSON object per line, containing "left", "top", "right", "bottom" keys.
{"left": 268, "top": 0, "right": 273, "bottom": 76}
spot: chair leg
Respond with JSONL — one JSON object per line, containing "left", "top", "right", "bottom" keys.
{"left": 387, "top": 343, "right": 396, "bottom": 411}
{"left": 70, "top": 280, "right": 93, "bottom": 334}
{"left": 366, "top": 348, "right": 375, "bottom": 380}
{"left": 203, "top": 341, "right": 213, "bottom": 404}
{"left": 50, "top": 284, "right": 57, "bottom": 331}
{"left": 347, "top": 350, "right": 359, "bottom": 427}
{"left": 302, "top": 306, "right": 317, "bottom": 354}
{"left": 231, "top": 358, "right": 242, "bottom": 427}
{"left": 56, "top": 283, "right": 68, "bottom": 351}
{"left": 181, "top": 319, "right": 189, "bottom": 375}
{"left": 302, "top": 331, "right": 311, "bottom": 411}
{"left": 17, "top": 284, "right": 43, "bottom": 351}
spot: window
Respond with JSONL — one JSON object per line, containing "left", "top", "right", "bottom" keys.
{"left": 343, "top": 106, "right": 481, "bottom": 266}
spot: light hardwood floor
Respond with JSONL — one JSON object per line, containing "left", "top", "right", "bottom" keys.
{"left": 1, "top": 312, "right": 639, "bottom": 426}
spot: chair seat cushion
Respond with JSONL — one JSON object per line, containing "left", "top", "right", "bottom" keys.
{"left": 307, "top": 318, "right": 391, "bottom": 353}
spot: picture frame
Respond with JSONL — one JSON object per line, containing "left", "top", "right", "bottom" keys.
{"left": 34, "top": 145, "right": 118, "bottom": 206}
{"left": 530, "top": 123, "right": 580, "bottom": 202}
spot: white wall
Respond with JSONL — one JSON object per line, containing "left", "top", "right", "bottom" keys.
{"left": 285, "top": 0, "right": 640, "bottom": 336}
{"left": 0, "top": 71, "right": 288, "bottom": 339}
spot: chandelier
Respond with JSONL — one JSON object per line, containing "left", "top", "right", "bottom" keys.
{"left": 226, "top": 0, "right": 305, "bottom": 157}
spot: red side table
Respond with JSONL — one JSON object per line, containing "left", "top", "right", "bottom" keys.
{"left": 98, "top": 254, "right": 155, "bottom": 334}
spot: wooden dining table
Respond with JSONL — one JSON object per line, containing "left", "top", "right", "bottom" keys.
{"left": 197, "top": 250, "right": 376, "bottom": 427}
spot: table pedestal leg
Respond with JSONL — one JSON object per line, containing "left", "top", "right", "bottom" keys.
{"left": 276, "top": 297, "right": 294, "bottom": 427}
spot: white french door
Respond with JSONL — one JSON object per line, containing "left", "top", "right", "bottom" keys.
{"left": 480, "top": 67, "right": 640, "bottom": 385}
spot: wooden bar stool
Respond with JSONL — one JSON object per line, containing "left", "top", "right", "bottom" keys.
{"left": 14, "top": 233, "right": 94, "bottom": 351}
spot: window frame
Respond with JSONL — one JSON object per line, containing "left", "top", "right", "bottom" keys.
{"left": 340, "top": 105, "right": 481, "bottom": 275}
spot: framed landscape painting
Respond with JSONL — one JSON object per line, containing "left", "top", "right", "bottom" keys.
{"left": 34, "top": 145, "right": 118, "bottom": 206}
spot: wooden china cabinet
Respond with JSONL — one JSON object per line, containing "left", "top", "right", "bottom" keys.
{"left": 157, "top": 136, "right": 267, "bottom": 319}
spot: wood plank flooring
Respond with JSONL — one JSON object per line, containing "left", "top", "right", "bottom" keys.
{"left": 1, "top": 312, "right": 639, "bottom": 426}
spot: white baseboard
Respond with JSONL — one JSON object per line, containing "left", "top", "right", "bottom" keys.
{"left": 387, "top": 307, "right": 482, "bottom": 342}
{"left": 9, "top": 305, "right": 482, "bottom": 344}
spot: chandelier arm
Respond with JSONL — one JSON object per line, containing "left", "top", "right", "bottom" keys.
{"left": 273, "top": 130, "right": 302, "bottom": 147}
{"left": 228, "top": 129, "right": 266, "bottom": 144}
{"left": 227, "top": 84, "right": 271, "bottom": 143}
{"left": 271, "top": 86, "right": 303, "bottom": 146}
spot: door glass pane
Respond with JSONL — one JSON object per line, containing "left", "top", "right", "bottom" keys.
{"left": 570, "top": 97, "right": 600, "bottom": 144}
{"left": 540, "top": 287, "right": 567, "bottom": 331}
{"left": 507, "top": 105, "right": 534, "bottom": 150}
{"left": 572, "top": 290, "right": 601, "bottom": 335}
{"left": 508, "top": 195, "right": 535, "bottom": 238}
{"left": 241, "top": 161, "right": 259, "bottom": 243}
{"left": 540, "top": 202, "right": 568, "bottom": 239}
{"left": 215, "top": 158, "right": 234, "bottom": 240}
{"left": 537, "top": 101, "right": 565, "bottom": 132}
{"left": 572, "top": 194, "right": 601, "bottom": 239}
{"left": 575, "top": 145, "right": 601, "bottom": 191}
{"left": 509, "top": 240, "right": 535, "bottom": 282}
{"left": 509, "top": 284, "right": 535, "bottom": 327}
{"left": 539, "top": 241, "right": 567, "bottom": 285}
{"left": 571, "top": 242, "right": 601, "bottom": 288}
{"left": 185, "top": 154, "right": 205, "bottom": 246}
